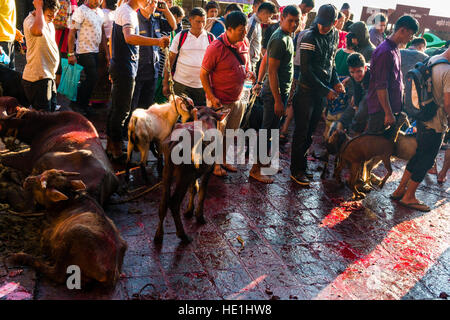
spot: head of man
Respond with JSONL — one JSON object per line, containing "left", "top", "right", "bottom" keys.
{"left": 103, "top": 0, "right": 117, "bottom": 10}
{"left": 164, "top": 0, "right": 173, "bottom": 8}
{"left": 347, "top": 52, "right": 367, "bottom": 82}
{"left": 170, "top": 6, "right": 185, "bottom": 24}
{"left": 316, "top": 4, "right": 337, "bottom": 35}
{"left": 340, "top": 3, "right": 350, "bottom": 22}
{"left": 409, "top": 37, "right": 427, "bottom": 52}
{"left": 225, "top": 10, "right": 247, "bottom": 44}
{"left": 86, "top": 0, "right": 103, "bottom": 8}
{"left": 257, "top": 1, "right": 277, "bottom": 24}
{"left": 205, "top": 1, "right": 219, "bottom": 18}
{"left": 299, "top": 0, "right": 314, "bottom": 15}
{"left": 374, "top": 13, "right": 387, "bottom": 34}
{"left": 224, "top": 3, "right": 243, "bottom": 17}
{"left": 189, "top": 7, "right": 207, "bottom": 33}
{"left": 393, "top": 15, "right": 420, "bottom": 46}
{"left": 252, "top": 0, "right": 266, "bottom": 14}
{"left": 346, "top": 32, "right": 358, "bottom": 50}
{"left": 279, "top": 5, "right": 300, "bottom": 34}
{"left": 43, "top": 0, "right": 61, "bottom": 23}
{"left": 336, "top": 11, "right": 345, "bottom": 30}
{"left": 141, "top": 0, "right": 157, "bottom": 16}
{"left": 136, "top": 0, "right": 151, "bottom": 10}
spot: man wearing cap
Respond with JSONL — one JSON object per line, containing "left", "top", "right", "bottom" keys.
{"left": 340, "top": 3, "right": 353, "bottom": 32}
{"left": 290, "top": 4, "right": 344, "bottom": 186}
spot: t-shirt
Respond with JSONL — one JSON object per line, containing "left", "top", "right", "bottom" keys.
{"left": 0, "top": 0, "right": 16, "bottom": 42}
{"left": 400, "top": 48, "right": 428, "bottom": 84}
{"left": 262, "top": 22, "right": 279, "bottom": 50}
{"left": 202, "top": 33, "right": 250, "bottom": 104}
{"left": 170, "top": 30, "right": 212, "bottom": 88}
{"left": 22, "top": 13, "right": 59, "bottom": 82}
{"left": 102, "top": 8, "right": 115, "bottom": 39}
{"left": 210, "top": 17, "right": 225, "bottom": 38}
{"left": 424, "top": 54, "right": 450, "bottom": 133}
{"left": 110, "top": 3, "right": 139, "bottom": 78}
{"left": 70, "top": 4, "right": 104, "bottom": 54}
{"left": 335, "top": 49, "right": 351, "bottom": 76}
{"left": 369, "top": 27, "right": 385, "bottom": 48}
{"left": 266, "top": 27, "right": 294, "bottom": 97}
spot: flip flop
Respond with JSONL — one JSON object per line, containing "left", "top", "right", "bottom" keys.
{"left": 398, "top": 200, "right": 431, "bottom": 212}
{"left": 213, "top": 165, "right": 227, "bottom": 177}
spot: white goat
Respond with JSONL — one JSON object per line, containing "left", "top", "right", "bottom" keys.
{"left": 126, "top": 95, "right": 194, "bottom": 181}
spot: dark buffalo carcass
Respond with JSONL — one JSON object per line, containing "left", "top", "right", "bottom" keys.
{"left": 0, "top": 108, "right": 118, "bottom": 205}
{"left": 10, "top": 169, "right": 127, "bottom": 288}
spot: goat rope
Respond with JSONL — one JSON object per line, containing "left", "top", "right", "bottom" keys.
{"left": 164, "top": 47, "right": 178, "bottom": 110}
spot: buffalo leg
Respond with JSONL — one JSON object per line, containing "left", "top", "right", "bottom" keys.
{"left": 169, "top": 173, "right": 192, "bottom": 243}
{"left": 184, "top": 181, "right": 196, "bottom": 218}
{"left": 154, "top": 158, "right": 173, "bottom": 243}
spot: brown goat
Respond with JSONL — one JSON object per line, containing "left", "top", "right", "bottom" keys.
{"left": 155, "top": 106, "right": 230, "bottom": 243}
{"left": 334, "top": 113, "right": 409, "bottom": 199}
{"left": 9, "top": 169, "right": 127, "bottom": 288}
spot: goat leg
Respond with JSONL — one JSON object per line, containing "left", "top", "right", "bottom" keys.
{"left": 169, "top": 177, "right": 192, "bottom": 243}
{"left": 184, "top": 181, "right": 196, "bottom": 218}
{"left": 350, "top": 162, "right": 365, "bottom": 200}
{"left": 195, "top": 170, "right": 212, "bottom": 225}
{"left": 320, "top": 153, "right": 329, "bottom": 179}
{"left": 378, "top": 156, "right": 393, "bottom": 189}
{"left": 154, "top": 159, "right": 173, "bottom": 243}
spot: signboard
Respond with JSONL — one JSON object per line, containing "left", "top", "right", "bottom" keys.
{"left": 423, "top": 15, "right": 450, "bottom": 33}
{"left": 388, "top": 4, "right": 430, "bottom": 22}
{"left": 360, "top": 6, "right": 389, "bottom": 24}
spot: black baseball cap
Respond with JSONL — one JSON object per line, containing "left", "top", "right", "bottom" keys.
{"left": 315, "top": 4, "right": 337, "bottom": 27}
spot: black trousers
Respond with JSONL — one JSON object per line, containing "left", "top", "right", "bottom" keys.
{"left": 22, "top": 78, "right": 57, "bottom": 111}
{"left": 406, "top": 122, "right": 444, "bottom": 183}
{"left": 107, "top": 69, "right": 135, "bottom": 142}
{"left": 290, "top": 85, "right": 325, "bottom": 175}
{"left": 131, "top": 78, "right": 157, "bottom": 110}
{"left": 71, "top": 53, "right": 99, "bottom": 109}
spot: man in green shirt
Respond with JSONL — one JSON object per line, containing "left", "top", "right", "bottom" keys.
{"left": 249, "top": 5, "right": 300, "bottom": 184}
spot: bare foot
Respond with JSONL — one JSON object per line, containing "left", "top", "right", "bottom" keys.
{"left": 213, "top": 164, "right": 227, "bottom": 177}
{"left": 428, "top": 166, "right": 438, "bottom": 175}
{"left": 249, "top": 169, "right": 274, "bottom": 184}
{"left": 437, "top": 170, "right": 447, "bottom": 184}
{"left": 222, "top": 163, "right": 238, "bottom": 172}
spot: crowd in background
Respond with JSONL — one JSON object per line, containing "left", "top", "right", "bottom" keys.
{"left": 0, "top": 0, "right": 449, "bottom": 211}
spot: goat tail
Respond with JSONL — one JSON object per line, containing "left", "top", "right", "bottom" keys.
{"left": 9, "top": 252, "right": 64, "bottom": 284}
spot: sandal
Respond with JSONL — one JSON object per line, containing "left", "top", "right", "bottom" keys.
{"left": 398, "top": 200, "right": 431, "bottom": 212}
{"left": 389, "top": 193, "right": 405, "bottom": 201}
{"left": 213, "top": 165, "right": 227, "bottom": 177}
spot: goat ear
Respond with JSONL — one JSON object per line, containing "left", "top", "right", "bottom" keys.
{"left": 46, "top": 188, "right": 69, "bottom": 202}
{"left": 71, "top": 180, "right": 86, "bottom": 191}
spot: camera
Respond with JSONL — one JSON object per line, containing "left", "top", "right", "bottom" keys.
{"left": 157, "top": 1, "right": 166, "bottom": 9}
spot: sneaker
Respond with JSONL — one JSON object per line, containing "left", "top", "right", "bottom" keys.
{"left": 290, "top": 172, "right": 310, "bottom": 186}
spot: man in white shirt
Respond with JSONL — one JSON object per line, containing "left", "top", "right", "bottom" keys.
{"left": 162, "top": 7, "right": 214, "bottom": 106}
{"left": 22, "top": 0, "right": 60, "bottom": 112}
{"left": 67, "top": 0, "right": 108, "bottom": 115}
{"left": 247, "top": 1, "right": 276, "bottom": 73}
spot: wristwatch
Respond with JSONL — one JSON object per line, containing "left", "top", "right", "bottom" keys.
{"left": 67, "top": 53, "right": 75, "bottom": 57}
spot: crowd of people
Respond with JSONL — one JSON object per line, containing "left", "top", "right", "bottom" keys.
{"left": 0, "top": 0, "right": 449, "bottom": 212}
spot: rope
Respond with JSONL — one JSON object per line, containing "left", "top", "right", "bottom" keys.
{"left": 164, "top": 47, "right": 179, "bottom": 114}
{"left": 109, "top": 182, "right": 162, "bottom": 205}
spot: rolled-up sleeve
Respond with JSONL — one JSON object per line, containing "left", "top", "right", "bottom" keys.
{"left": 373, "top": 51, "right": 393, "bottom": 90}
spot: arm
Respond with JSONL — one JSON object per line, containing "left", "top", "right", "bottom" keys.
{"left": 268, "top": 57, "right": 284, "bottom": 117}
{"left": 29, "top": 0, "right": 45, "bottom": 37}
{"left": 376, "top": 89, "right": 395, "bottom": 125}
{"left": 123, "top": 26, "right": 168, "bottom": 47}
{"left": 67, "top": 28, "right": 77, "bottom": 64}
{"left": 200, "top": 67, "right": 221, "bottom": 108}
{"left": 101, "top": 25, "right": 110, "bottom": 62}
{"left": 159, "top": 5, "right": 176, "bottom": 31}
{"left": 373, "top": 51, "right": 395, "bottom": 126}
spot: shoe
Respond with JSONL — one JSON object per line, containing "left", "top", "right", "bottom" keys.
{"left": 290, "top": 172, "right": 310, "bottom": 186}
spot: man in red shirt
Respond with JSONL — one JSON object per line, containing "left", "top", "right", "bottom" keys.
{"left": 201, "top": 11, "right": 254, "bottom": 177}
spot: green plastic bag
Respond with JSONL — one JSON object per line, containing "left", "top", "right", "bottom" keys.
{"left": 57, "top": 58, "right": 83, "bottom": 101}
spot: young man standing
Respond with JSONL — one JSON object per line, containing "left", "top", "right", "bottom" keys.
{"left": 290, "top": 4, "right": 344, "bottom": 186}
{"left": 366, "top": 15, "right": 419, "bottom": 135}
{"left": 400, "top": 37, "right": 428, "bottom": 85}
{"left": 22, "top": 0, "right": 60, "bottom": 112}
{"left": 247, "top": 1, "right": 276, "bottom": 73}
{"left": 201, "top": 11, "right": 253, "bottom": 177}
{"left": 391, "top": 46, "right": 450, "bottom": 212}
{"left": 369, "top": 13, "right": 387, "bottom": 47}
{"left": 250, "top": 5, "right": 300, "bottom": 184}
{"left": 68, "top": 0, "right": 109, "bottom": 115}
{"left": 106, "top": 0, "right": 169, "bottom": 160}
{"left": 131, "top": 0, "right": 175, "bottom": 110}
{"left": 163, "top": 7, "right": 212, "bottom": 106}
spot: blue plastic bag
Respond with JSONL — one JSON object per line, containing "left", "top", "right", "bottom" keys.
{"left": 57, "top": 58, "right": 83, "bottom": 101}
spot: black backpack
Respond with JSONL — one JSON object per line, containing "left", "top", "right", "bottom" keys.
{"left": 404, "top": 57, "right": 450, "bottom": 122}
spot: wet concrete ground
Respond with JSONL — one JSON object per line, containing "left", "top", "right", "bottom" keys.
{"left": 1, "top": 102, "right": 449, "bottom": 300}
{"left": 1, "top": 54, "right": 449, "bottom": 299}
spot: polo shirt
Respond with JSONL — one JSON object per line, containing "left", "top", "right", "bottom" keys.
{"left": 202, "top": 33, "right": 250, "bottom": 104}
{"left": 70, "top": 4, "right": 104, "bottom": 54}
{"left": 110, "top": 3, "right": 139, "bottom": 78}
{"left": 367, "top": 38, "right": 403, "bottom": 115}
{"left": 170, "top": 30, "right": 212, "bottom": 88}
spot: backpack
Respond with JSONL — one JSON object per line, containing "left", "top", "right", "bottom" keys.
{"left": 53, "top": 0, "right": 72, "bottom": 30}
{"left": 404, "top": 57, "right": 450, "bottom": 122}
{"left": 171, "top": 30, "right": 215, "bottom": 75}
{"left": 246, "top": 18, "right": 257, "bottom": 41}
